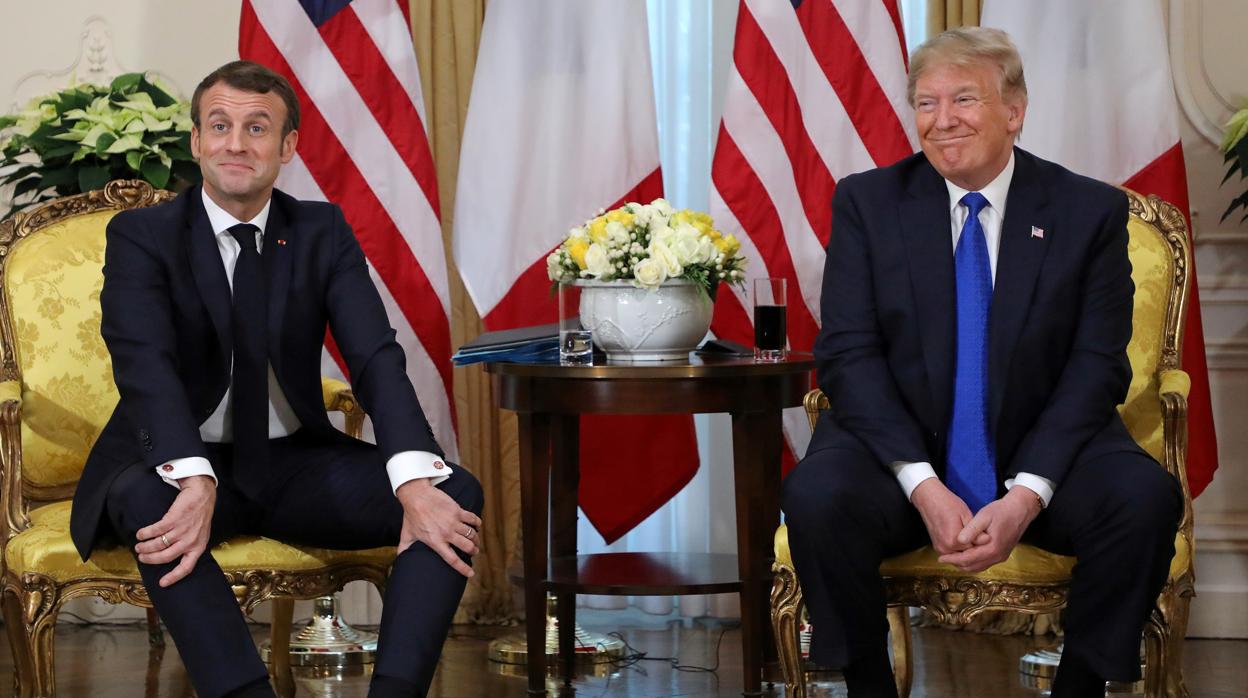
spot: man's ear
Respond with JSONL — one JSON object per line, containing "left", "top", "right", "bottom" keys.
{"left": 280, "top": 129, "right": 299, "bottom": 164}
{"left": 190, "top": 125, "right": 201, "bottom": 160}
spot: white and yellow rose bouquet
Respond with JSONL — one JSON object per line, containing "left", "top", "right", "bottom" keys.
{"left": 546, "top": 199, "right": 746, "bottom": 294}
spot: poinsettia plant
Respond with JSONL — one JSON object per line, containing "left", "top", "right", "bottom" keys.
{"left": 1220, "top": 106, "right": 1248, "bottom": 222}
{"left": 0, "top": 73, "right": 200, "bottom": 213}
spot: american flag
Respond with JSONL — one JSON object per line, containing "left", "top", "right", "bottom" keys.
{"left": 709, "top": 0, "right": 915, "bottom": 466}
{"left": 238, "top": 0, "right": 458, "bottom": 460}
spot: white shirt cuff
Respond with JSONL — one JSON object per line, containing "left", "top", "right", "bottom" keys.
{"left": 1005, "top": 472, "right": 1056, "bottom": 508}
{"left": 890, "top": 461, "right": 938, "bottom": 501}
{"left": 386, "top": 450, "right": 451, "bottom": 493}
{"left": 155, "top": 457, "right": 218, "bottom": 489}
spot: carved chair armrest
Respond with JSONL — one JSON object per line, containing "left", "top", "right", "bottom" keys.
{"left": 0, "top": 379, "right": 27, "bottom": 540}
{"left": 1157, "top": 369, "right": 1194, "bottom": 560}
{"left": 803, "top": 388, "right": 829, "bottom": 433}
{"left": 321, "top": 377, "right": 366, "bottom": 440}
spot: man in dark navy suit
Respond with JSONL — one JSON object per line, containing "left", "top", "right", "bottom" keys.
{"left": 781, "top": 28, "right": 1180, "bottom": 697}
{"left": 68, "top": 61, "right": 481, "bottom": 698}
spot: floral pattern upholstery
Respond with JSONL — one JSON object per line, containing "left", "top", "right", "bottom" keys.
{"left": 5, "top": 211, "right": 119, "bottom": 489}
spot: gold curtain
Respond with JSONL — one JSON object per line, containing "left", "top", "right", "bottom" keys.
{"left": 409, "top": 0, "right": 522, "bottom": 624}
{"left": 926, "top": 0, "right": 981, "bottom": 35}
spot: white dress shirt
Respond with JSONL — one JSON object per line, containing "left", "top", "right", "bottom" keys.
{"left": 156, "top": 190, "right": 450, "bottom": 493}
{"left": 890, "top": 153, "right": 1057, "bottom": 507}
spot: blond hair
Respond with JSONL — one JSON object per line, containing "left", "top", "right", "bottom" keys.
{"left": 907, "top": 27, "right": 1027, "bottom": 107}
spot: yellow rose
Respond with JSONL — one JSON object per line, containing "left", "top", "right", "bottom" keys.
{"left": 605, "top": 209, "right": 635, "bottom": 228}
{"left": 567, "top": 238, "right": 589, "bottom": 269}
{"left": 588, "top": 217, "right": 609, "bottom": 243}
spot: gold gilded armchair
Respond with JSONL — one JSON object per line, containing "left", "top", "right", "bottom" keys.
{"left": 0, "top": 181, "right": 395, "bottom": 697}
{"left": 771, "top": 189, "right": 1196, "bottom": 698}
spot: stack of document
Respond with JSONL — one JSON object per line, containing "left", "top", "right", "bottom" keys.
{"left": 452, "top": 323, "right": 561, "bottom": 366}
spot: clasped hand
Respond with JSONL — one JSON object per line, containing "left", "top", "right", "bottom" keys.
{"left": 910, "top": 479, "right": 1042, "bottom": 574}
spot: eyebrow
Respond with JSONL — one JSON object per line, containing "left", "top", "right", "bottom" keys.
{"left": 205, "top": 108, "right": 274, "bottom": 122}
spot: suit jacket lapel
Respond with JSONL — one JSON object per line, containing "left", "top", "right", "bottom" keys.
{"left": 900, "top": 162, "right": 956, "bottom": 430}
{"left": 263, "top": 195, "right": 294, "bottom": 375}
{"left": 186, "top": 188, "right": 232, "bottom": 362}
{"left": 989, "top": 151, "right": 1051, "bottom": 430}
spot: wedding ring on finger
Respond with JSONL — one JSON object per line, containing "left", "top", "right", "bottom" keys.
{"left": 160, "top": 534, "right": 171, "bottom": 548}
{"left": 464, "top": 527, "right": 476, "bottom": 540}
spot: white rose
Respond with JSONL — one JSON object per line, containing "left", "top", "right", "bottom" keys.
{"left": 650, "top": 198, "right": 674, "bottom": 216}
{"left": 605, "top": 220, "right": 629, "bottom": 244}
{"left": 668, "top": 223, "right": 712, "bottom": 265}
{"left": 650, "top": 224, "right": 676, "bottom": 247}
{"left": 633, "top": 257, "right": 668, "bottom": 288}
{"left": 649, "top": 240, "right": 683, "bottom": 277}
{"left": 584, "top": 243, "right": 612, "bottom": 278}
{"left": 546, "top": 251, "right": 565, "bottom": 281}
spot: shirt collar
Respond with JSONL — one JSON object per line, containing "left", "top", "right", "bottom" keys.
{"left": 944, "top": 150, "right": 1015, "bottom": 217}
{"left": 201, "top": 188, "right": 271, "bottom": 237}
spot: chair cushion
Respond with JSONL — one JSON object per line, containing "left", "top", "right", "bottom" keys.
{"left": 6, "top": 502, "right": 395, "bottom": 583}
{"left": 1119, "top": 215, "right": 1173, "bottom": 463}
{"left": 773, "top": 523, "right": 1189, "bottom": 585}
{"left": 5, "top": 211, "right": 119, "bottom": 489}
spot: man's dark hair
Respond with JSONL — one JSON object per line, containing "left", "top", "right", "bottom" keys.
{"left": 191, "top": 60, "right": 300, "bottom": 138}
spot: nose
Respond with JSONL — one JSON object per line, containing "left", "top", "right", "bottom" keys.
{"left": 933, "top": 100, "right": 959, "bottom": 130}
{"left": 225, "top": 128, "right": 247, "bottom": 153}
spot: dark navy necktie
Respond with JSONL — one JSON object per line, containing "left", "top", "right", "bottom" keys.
{"left": 946, "top": 192, "right": 996, "bottom": 512}
{"left": 227, "top": 223, "right": 268, "bottom": 499}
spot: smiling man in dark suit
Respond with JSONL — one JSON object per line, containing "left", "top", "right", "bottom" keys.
{"left": 781, "top": 28, "right": 1181, "bottom": 698}
{"left": 68, "top": 61, "right": 482, "bottom": 698}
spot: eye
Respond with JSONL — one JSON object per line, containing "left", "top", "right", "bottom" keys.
{"left": 915, "top": 99, "right": 936, "bottom": 112}
{"left": 211, "top": 122, "right": 227, "bottom": 133}
{"left": 956, "top": 95, "right": 978, "bottom": 106}
{"left": 248, "top": 124, "right": 266, "bottom": 135}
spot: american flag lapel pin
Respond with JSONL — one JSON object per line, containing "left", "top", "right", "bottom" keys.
{"left": 1030, "top": 225, "right": 1045, "bottom": 240}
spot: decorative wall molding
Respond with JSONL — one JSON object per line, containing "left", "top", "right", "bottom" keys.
{"left": 1204, "top": 339, "right": 1248, "bottom": 370}
{"left": 1170, "top": 0, "right": 1234, "bottom": 148}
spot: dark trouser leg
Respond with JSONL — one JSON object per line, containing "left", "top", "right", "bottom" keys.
{"left": 1024, "top": 450, "right": 1182, "bottom": 695}
{"left": 104, "top": 462, "right": 269, "bottom": 698}
{"left": 781, "top": 446, "right": 927, "bottom": 696}
{"left": 258, "top": 435, "right": 485, "bottom": 697}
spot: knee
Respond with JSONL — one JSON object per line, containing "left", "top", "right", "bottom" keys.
{"left": 104, "top": 466, "right": 175, "bottom": 541}
{"left": 782, "top": 451, "right": 866, "bottom": 530}
{"left": 1098, "top": 458, "right": 1182, "bottom": 537}
{"left": 445, "top": 465, "right": 484, "bottom": 516}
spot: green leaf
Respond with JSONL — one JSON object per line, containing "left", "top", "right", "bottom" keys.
{"left": 40, "top": 166, "right": 78, "bottom": 188}
{"left": 110, "top": 73, "right": 143, "bottom": 94}
{"left": 41, "top": 143, "right": 78, "bottom": 159}
{"left": 1220, "top": 191, "right": 1248, "bottom": 222}
{"left": 163, "top": 145, "right": 192, "bottom": 161}
{"left": 125, "top": 150, "right": 144, "bottom": 171}
{"left": 140, "top": 158, "right": 170, "bottom": 189}
{"left": 172, "top": 159, "right": 202, "bottom": 186}
{"left": 123, "top": 117, "right": 148, "bottom": 134}
{"left": 0, "top": 115, "right": 16, "bottom": 129}
{"left": 77, "top": 165, "right": 111, "bottom": 192}
{"left": 13, "top": 176, "right": 45, "bottom": 198}
{"left": 1223, "top": 162, "right": 1241, "bottom": 186}
{"left": 94, "top": 131, "right": 118, "bottom": 154}
{"left": 142, "top": 77, "right": 178, "bottom": 109}
{"left": 105, "top": 134, "right": 143, "bottom": 154}
{"left": 80, "top": 123, "right": 111, "bottom": 149}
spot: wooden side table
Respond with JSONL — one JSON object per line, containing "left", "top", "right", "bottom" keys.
{"left": 486, "top": 355, "right": 814, "bottom": 696}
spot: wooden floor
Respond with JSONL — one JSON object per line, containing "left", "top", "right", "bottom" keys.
{"left": 4, "top": 609, "right": 1245, "bottom": 697}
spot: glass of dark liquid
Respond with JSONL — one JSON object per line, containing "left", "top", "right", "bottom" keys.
{"left": 753, "top": 277, "right": 787, "bottom": 362}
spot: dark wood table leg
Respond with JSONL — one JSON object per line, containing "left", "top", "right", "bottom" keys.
{"left": 550, "top": 415, "right": 581, "bottom": 686}
{"left": 732, "top": 408, "right": 784, "bottom": 696}
{"left": 518, "top": 411, "right": 553, "bottom": 696}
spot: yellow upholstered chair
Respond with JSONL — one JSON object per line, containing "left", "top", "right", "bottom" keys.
{"left": 0, "top": 181, "right": 396, "bottom": 697}
{"left": 771, "top": 189, "right": 1196, "bottom": 698}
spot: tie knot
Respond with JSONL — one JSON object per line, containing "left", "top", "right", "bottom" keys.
{"left": 960, "top": 192, "right": 989, "bottom": 218}
{"left": 228, "top": 223, "right": 260, "bottom": 252}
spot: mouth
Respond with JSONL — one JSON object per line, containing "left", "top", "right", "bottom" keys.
{"left": 219, "top": 162, "right": 254, "bottom": 172}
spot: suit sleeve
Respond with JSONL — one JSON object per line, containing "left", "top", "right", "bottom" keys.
{"left": 1005, "top": 192, "right": 1134, "bottom": 486}
{"left": 99, "top": 215, "right": 208, "bottom": 467}
{"left": 814, "top": 181, "right": 930, "bottom": 467}
{"left": 322, "top": 206, "right": 443, "bottom": 460}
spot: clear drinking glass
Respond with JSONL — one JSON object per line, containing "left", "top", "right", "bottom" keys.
{"left": 558, "top": 282, "right": 593, "bottom": 366}
{"left": 753, "top": 277, "right": 788, "bottom": 362}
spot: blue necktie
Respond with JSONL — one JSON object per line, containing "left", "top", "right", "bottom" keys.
{"left": 946, "top": 192, "right": 996, "bottom": 512}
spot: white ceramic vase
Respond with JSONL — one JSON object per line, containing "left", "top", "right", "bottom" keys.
{"left": 576, "top": 279, "right": 713, "bottom": 361}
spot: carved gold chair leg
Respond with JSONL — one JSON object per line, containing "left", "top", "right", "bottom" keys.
{"left": 2, "top": 587, "right": 35, "bottom": 698}
{"left": 269, "top": 597, "right": 296, "bottom": 698}
{"left": 1143, "top": 585, "right": 1192, "bottom": 698}
{"left": 145, "top": 607, "right": 165, "bottom": 647}
{"left": 770, "top": 562, "right": 807, "bottom": 698}
{"left": 887, "top": 606, "right": 913, "bottom": 698}
{"left": 6, "top": 576, "right": 61, "bottom": 698}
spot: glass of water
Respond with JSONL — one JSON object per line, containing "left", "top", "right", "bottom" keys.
{"left": 558, "top": 282, "right": 592, "bottom": 366}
